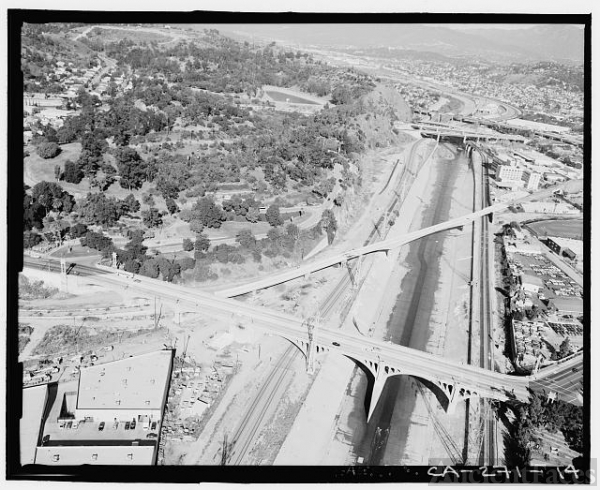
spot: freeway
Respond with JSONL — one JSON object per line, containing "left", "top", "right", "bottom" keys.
{"left": 530, "top": 353, "right": 583, "bottom": 406}
{"left": 30, "top": 258, "right": 533, "bottom": 404}
{"left": 215, "top": 180, "right": 572, "bottom": 298}
{"left": 376, "top": 65, "right": 521, "bottom": 122}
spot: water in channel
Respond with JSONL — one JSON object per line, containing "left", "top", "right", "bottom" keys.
{"left": 355, "top": 144, "right": 469, "bottom": 465}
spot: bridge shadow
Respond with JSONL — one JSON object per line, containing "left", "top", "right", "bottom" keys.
{"left": 348, "top": 358, "right": 451, "bottom": 417}
{"left": 415, "top": 377, "right": 453, "bottom": 411}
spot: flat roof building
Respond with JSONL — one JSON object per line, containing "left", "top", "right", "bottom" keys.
{"left": 549, "top": 297, "right": 584, "bottom": 316}
{"left": 33, "top": 350, "right": 173, "bottom": 466}
{"left": 547, "top": 236, "right": 583, "bottom": 259}
{"left": 520, "top": 272, "right": 544, "bottom": 293}
{"left": 35, "top": 444, "right": 156, "bottom": 466}
{"left": 20, "top": 384, "right": 49, "bottom": 465}
{"left": 76, "top": 349, "right": 173, "bottom": 422}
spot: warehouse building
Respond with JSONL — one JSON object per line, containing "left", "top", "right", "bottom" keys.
{"left": 34, "top": 350, "right": 174, "bottom": 466}
{"left": 20, "top": 384, "right": 50, "bottom": 466}
{"left": 74, "top": 349, "right": 173, "bottom": 423}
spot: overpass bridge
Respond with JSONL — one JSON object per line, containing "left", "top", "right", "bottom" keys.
{"left": 217, "top": 202, "right": 506, "bottom": 297}
{"left": 216, "top": 180, "right": 572, "bottom": 298}
{"left": 454, "top": 116, "right": 583, "bottom": 148}
{"left": 416, "top": 125, "right": 527, "bottom": 144}
{"left": 64, "top": 266, "right": 535, "bottom": 422}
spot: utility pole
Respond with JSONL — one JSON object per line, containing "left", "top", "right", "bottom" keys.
{"left": 351, "top": 256, "right": 363, "bottom": 291}
{"left": 305, "top": 312, "right": 320, "bottom": 374}
{"left": 60, "top": 256, "right": 68, "bottom": 293}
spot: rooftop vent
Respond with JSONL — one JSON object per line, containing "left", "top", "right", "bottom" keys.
{"left": 91, "top": 454, "right": 98, "bottom": 461}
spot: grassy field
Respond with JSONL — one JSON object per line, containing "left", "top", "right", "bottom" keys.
{"left": 526, "top": 219, "right": 583, "bottom": 239}
{"left": 24, "top": 142, "right": 82, "bottom": 188}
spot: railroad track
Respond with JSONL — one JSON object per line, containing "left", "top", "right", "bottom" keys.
{"left": 23, "top": 256, "right": 111, "bottom": 276}
{"left": 223, "top": 151, "right": 415, "bottom": 464}
{"left": 227, "top": 345, "right": 298, "bottom": 465}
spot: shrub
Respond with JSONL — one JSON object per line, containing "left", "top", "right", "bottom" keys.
{"left": 36, "top": 141, "right": 61, "bottom": 159}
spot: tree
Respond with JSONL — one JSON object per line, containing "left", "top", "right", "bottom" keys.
{"left": 246, "top": 207, "right": 260, "bottom": 223}
{"left": 139, "top": 259, "right": 160, "bottom": 279}
{"left": 194, "top": 233, "right": 210, "bottom": 252}
{"left": 31, "top": 181, "right": 72, "bottom": 216}
{"left": 189, "top": 219, "right": 205, "bottom": 234}
{"left": 266, "top": 227, "right": 282, "bottom": 243}
{"left": 236, "top": 228, "right": 256, "bottom": 249}
{"left": 320, "top": 209, "right": 337, "bottom": 245}
{"left": 76, "top": 192, "right": 122, "bottom": 226}
{"left": 69, "top": 223, "right": 88, "bottom": 238}
{"left": 265, "top": 204, "right": 284, "bottom": 227}
{"left": 116, "top": 147, "right": 146, "bottom": 190}
{"left": 182, "top": 238, "right": 194, "bottom": 251}
{"left": 36, "top": 141, "right": 61, "bottom": 159}
{"left": 120, "top": 194, "right": 140, "bottom": 214}
{"left": 285, "top": 223, "right": 299, "bottom": 240}
{"left": 24, "top": 231, "right": 43, "bottom": 249}
{"left": 80, "top": 230, "right": 113, "bottom": 252}
{"left": 558, "top": 337, "right": 573, "bottom": 359}
{"left": 142, "top": 207, "right": 163, "bottom": 228}
{"left": 63, "top": 160, "right": 84, "bottom": 184}
{"left": 165, "top": 197, "right": 179, "bottom": 215}
{"left": 191, "top": 197, "right": 226, "bottom": 229}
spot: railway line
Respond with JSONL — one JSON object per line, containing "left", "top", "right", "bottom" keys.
{"left": 226, "top": 346, "right": 298, "bottom": 465}
{"left": 221, "top": 140, "right": 432, "bottom": 464}
{"left": 224, "top": 177, "right": 401, "bottom": 464}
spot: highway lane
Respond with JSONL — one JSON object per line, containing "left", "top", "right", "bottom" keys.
{"left": 376, "top": 65, "right": 521, "bottom": 122}
{"left": 215, "top": 181, "right": 576, "bottom": 298}
{"left": 223, "top": 152, "right": 411, "bottom": 464}
{"left": 27, "top": 259, "right": 532, "bottom": 400}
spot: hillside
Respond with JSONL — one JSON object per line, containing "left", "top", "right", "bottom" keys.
{"left": 22, "top": 23, "right": 414, "bottom": 287}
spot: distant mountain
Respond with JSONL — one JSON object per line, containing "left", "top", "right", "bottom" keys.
{"left": 464, "top": 25, "right": 584, "bottom": 63}
{"left": 204, "top": 24, "right": 583, "bottom": 64}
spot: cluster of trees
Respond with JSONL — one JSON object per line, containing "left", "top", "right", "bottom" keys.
{"left": 507, "top": 392, "right": 584, "bottom": 467}
{"left": 24, "top": 181, "right": 75, "bottom": 231}
{"left": 75, "top": 192, "right": 140, "bottom": 227}
{"left": 221, "top": 194, "right": 262, "bottom": 223}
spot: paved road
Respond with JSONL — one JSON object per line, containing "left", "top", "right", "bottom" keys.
{"left": 216, "top": 180, "right": 573, "bottom": 297}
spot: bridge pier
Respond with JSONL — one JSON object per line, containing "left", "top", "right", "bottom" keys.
{"left": 351, "top": 256, "right": 363, "bottom": 290}
{"left": 438, "top": 381, "right": 478, "bottom": 414}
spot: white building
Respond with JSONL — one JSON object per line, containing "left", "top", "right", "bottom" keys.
{"left": 20, "top": 385, "right": 49, "bottom": 465}
{"left": 522, "top": 170, "right": 542, "bottom": 191}
{"left": 74, "top": 350, "right": 173, "bottom": 423}
{"left": 35, "top": 445, "right": 156, "bottom": 466}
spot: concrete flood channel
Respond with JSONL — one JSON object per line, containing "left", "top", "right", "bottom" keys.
{"left": 345, "top": 145, "right": 471, "bottom": 465}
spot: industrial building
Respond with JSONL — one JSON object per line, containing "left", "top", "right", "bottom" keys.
{"left": 20, "top": 384, "right": 49, "bottom": 466}
{"left": 74, "top": 349, "right": 173, "bottom": 423}
{"left": 546, "top": 236, "right": 583, "bottom": 261}
{"left": 31, "top": 350, "right": 174, "bottom": 466}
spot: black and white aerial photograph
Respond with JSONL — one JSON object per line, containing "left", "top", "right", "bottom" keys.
{"left": 5, "top": 5, "right": 593, "bottom": 485}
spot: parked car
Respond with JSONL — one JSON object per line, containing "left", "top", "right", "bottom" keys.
{"left": 146, "top": 432, "right": 158, "bottom": 439}
{"left": 124, "top": 421, "right": 130, "bottom": 430}
{"left": 130, "top": 419, "right": 136, "bottom": 430}
{"left": 98, "top": 422, "right": 105, "bottom": 431}
{"left": 150, "top": 421, "right": 157, "bottom": 431}
{"left": 112, "top": 420, "right": 119, "bottom": 430}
